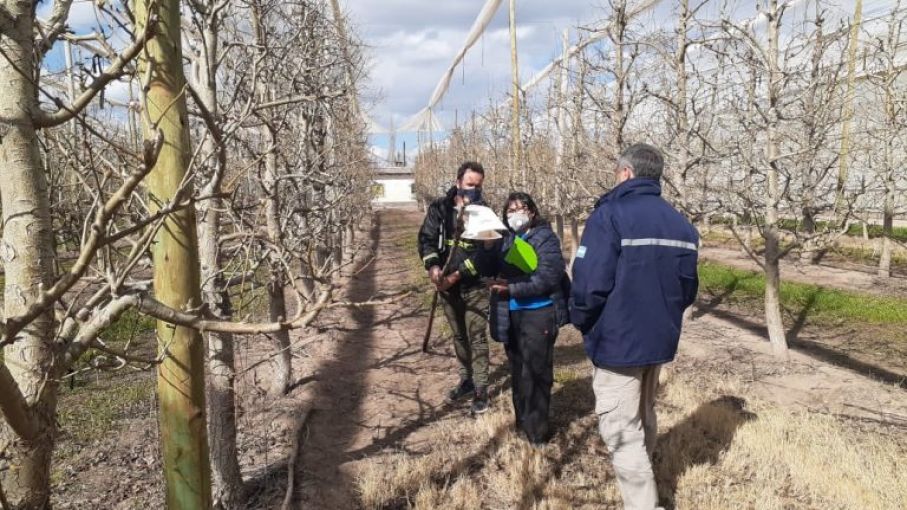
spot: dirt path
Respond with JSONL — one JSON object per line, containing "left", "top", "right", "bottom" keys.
{"left": 288, "top": 208, "right": 505, "bottom": 508}
{"left": 700, "top": 246, "right": 907, "bottom": 298}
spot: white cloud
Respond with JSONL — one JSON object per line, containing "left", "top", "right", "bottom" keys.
{"left": 346, "top": 0, "right": 604, "bottom": 130}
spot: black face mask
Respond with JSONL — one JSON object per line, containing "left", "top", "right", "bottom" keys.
{"left": 457, "top": 187, "right": 482, "bottom": 204}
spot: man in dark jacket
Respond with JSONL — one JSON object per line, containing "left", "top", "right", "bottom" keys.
{"left": 418, "top": 161, "right": 494, "bottom": 414}
{"left": 570, "top": 143, "right": 698, "bottom": 510}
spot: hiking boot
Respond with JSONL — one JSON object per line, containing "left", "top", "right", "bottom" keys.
{"left": 470, "top": 386, "right": 489, "bottom": 415}
{"left": 447, "top": 379, "right": 475, "bottom": 403}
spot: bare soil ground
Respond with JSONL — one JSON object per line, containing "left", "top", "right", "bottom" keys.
{"left": 49, "top": 208, "right": 907, "bottom": 508}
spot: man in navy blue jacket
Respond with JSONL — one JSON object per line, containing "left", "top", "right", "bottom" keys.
{"left": 570, "top": 143, "right": 698, "bottom": 510}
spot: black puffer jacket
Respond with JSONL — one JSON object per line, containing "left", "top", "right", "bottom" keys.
{"left": 417, "top": 186, "right": 493, "bottom": 289}
{"left": 489, "top": 222, "right": 571, "bottom": 343}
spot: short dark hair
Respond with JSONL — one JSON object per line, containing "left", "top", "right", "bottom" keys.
{"left": 502, "top": 191, "right": 544, "bottom": 230}
{"left": 617, "top": 143, "right": 664, "bottom": 180}
{"left": 456, "top": 161, "right": 485, "bottom": 180}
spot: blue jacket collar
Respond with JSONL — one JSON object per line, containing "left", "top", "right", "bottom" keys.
{"left": 594, "top": 178, "right": 661, "bottom": 208}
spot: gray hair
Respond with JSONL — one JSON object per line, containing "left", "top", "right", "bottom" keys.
{"left": 617, "top": 143, "right": 664, "bottom": 180}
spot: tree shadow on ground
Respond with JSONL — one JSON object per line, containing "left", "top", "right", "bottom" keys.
{"left": 697, "top": 303, "right": 907, "bottom": 389}
{"left": 655, "top": 396, "right": 756, "bottom": 509}
{"left": 245, "top": 214, "right": 383, "bottom": 508}
{"left": 346, "top": 361, "right": 510, "bottom": 458}
{"left": 313, "top": 300, "right": 426, "bottom": 333}
{"left": 785, "top": 288, "right": 819, "bottom": 343}
{"left": 692, "top": 275, "right": 741, "bottom": 320}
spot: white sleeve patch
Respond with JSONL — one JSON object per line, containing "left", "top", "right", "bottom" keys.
{"left": 576, "top": 246, "right": 587, "bottom": 258}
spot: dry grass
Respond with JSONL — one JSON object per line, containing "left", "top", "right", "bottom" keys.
{"left": 355, "top": 332, "right": 907, "bottom": 509}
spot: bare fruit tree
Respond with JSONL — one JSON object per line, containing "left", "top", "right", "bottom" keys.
{"left": 0, "top": 0, "right": 373, "bottom": 506}
{"left": 861, "top": 0, "right": 907, "bottom": 278}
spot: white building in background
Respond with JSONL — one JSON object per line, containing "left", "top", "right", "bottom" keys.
{"left": 372, "top": 166, "right": 415, "bottom": 205}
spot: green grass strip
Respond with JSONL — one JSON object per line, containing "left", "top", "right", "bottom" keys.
{"left": 698, "top": 261, "right": 907, "bottom": 325}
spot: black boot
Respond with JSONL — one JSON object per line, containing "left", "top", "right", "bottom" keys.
{"left": 470, "top": 386, "right": 489, "bottom": 415}
{"left": 447, "top": 378, "right": 475, "bottom": 402}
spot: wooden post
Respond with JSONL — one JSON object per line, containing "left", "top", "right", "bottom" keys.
{"left": 136, "top": 0, "right": 213, "bottom": 505}
{"left": 554, "top": 29, "right": 569, "bottom": 241}
{"left": 509, "top": 0, "right": 522, "bottom": 185}
{"left": 834, "top": 0, "right": 863, "bottom": 220}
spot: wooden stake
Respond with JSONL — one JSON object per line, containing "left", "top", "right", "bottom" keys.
{"left": 136, "top": 0, "right": 213, "bottom": 504}
{"left": 509, "top": 0, "right": 522, "bottom": 185}
{"left": 834, "top": 0, "right": 863, "bottom": 221}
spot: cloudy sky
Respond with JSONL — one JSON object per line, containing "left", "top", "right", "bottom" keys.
{"left": 343, "top": 0, "right": 882, "bottom": 161}
{"left": 345, "top": 0, "right": 611, "bottom": 135}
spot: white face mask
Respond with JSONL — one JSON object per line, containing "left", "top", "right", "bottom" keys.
{"left": 508, "top": 212, "right": 531, "bottom": 232}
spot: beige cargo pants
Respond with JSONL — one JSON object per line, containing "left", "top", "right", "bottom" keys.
{"left": 592, "top": 364, "right": 663, "bottom": 510}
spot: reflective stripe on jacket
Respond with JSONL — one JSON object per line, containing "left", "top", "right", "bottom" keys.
{"left": 570, "top": 178, "right": 699, "bottom": 367}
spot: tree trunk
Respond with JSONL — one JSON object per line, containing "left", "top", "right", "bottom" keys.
{"left": 610, "top": 3, "right": 626, "bottom": 161}
{"left": 251, "top": 0, "right": 293, "bottom": 396}
{"left": 266, "top": 263, "right": 293, "bottom": 398}
{"left": 877, "top": 16, "right": 899, "bottom": 279}
{"left": 764, "top": 0, "right": 790, "bottom": 360}
{"left": 878, "top": 189, "right": 895, "bottom": 278}
{"left": 342, "top": 222, "right": 356, "bottom": 278}
{"left": 879, "top": 188, "right": 894, "bottom": 277}
{"left": 263, "top": 146, "right": 294, "bottom": 395}
{"left": 675, "top": 0, "right": 692, "bottom": 216}
{"left": 799, "top": 208, "right": 818, "bottom": 265}
{"left": 555, "top": 214, "right": 565, "bottom": 242}
{"left": 137, "top": 0, "right": 213, "bottom": 504}
{"left": 192, "top": 19, "right": 245, "bottom": 506}
{"left": 198, "top": 200, "right": 244, "bottom": 509}
{"left": 763, "top": 237, "right": 789, "bottom": 360}
{"left": 743, "top": 224, "right": 753, "bottom": 254}
{"left": 0, "top": 3, "right": 59, "bottom": 507}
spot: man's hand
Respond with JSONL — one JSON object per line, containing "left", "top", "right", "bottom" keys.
{"left": 428, "top": 266, "right": 443, "bottom": 285}
{"left": 437, "top": 271, "right": 460, "bottom": 292}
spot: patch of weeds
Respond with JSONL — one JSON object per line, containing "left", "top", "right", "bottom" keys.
{"left": 70, "top": 309, "right": 156, "bottom": 374}
{"left": 100, "top": 309, "right": 156, "bottom": 347}
{"left": 711, "top": 216, "right": 907, "bottom": 243}
{"left": 699, "top": 261, "right": 907, "bottom": 325}
{"left": 831, "top": 244, "right": 907, "bottom": 271}
{"left": 57, "top": 376, "right": 156, "bottom": 444}
{"left": 231, "top": 283, "right": 269, "bottom": 318}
